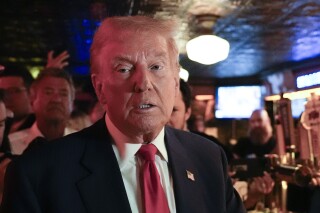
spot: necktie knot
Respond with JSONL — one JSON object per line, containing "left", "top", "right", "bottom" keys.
{"left": 137, "top": 144, "right": 157, "bottom": 161}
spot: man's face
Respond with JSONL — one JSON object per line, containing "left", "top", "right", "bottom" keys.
{"left": 249, "top": 112, "right": 271, "bottom": 145}
{"left": 0, "top": 76, "right": 31, "bottom": 119}
{"left": 92, "top": 31, "right": 179, "bottom": 139}
{"left": 31, "top": 77, "right": 73, "bottom": 123}
{"left": 168, "top": 91, "right": 191, "bottom": 130}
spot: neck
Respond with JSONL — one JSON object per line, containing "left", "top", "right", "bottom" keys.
{"left": 105, "top": 115, "right": 163, "bottom": 158}
{"left": 9, "top": 117, "right": 28, "bottom": 133}
{"left": 37, "top": 119, "right": 66, "bottom": 140}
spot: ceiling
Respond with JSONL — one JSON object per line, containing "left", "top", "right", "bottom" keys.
{"left": 1, "top": 0, "right": 320, "bottom": 85}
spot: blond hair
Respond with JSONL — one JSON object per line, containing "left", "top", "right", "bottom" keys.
{"left": 90, "top": 16, "right": 180, "bottom": 75}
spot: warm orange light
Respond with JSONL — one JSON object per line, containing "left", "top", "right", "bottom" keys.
{"left": 264, "top": 88, "right": 320, "bottom": 101}
{"left": 195, "top": 95, "right": 214, "bottom": 101}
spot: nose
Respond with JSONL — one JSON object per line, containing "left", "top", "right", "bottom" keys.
{"left": 133, "top": 68, "right": 152, "bottom": 93}
{"left": 250, "top": 120, "right": 261, "bottom": 128}
{"left": 50, "top": 91, "right": 64, "bottom": 102}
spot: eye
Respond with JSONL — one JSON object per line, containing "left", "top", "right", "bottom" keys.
{"left": 59, "top": 91, "right": 69, "bottom": 97}
{"left": 172, "top": 107, "right": 178, "bottom": 112}
{"left": 115, "top": 64, "right": 134, "bottom": 73}
{"left": 44, "top": 89, "right": 54, "bottom": 95}
{"left": 118, "top": 68, "right": 131, "bottom": 73}
{"left": 150, "top": 64, "right": 163, "bottom": 71}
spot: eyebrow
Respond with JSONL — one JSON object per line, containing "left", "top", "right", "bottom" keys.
{"left": 112, "top": 52, "right": 168, "bottom": 63}
{"left": 44, "top": 87, "right": 68, "bottom": 92}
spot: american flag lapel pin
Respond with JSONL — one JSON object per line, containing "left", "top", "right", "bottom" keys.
{"left": 186, "top": 170, "right": 195, "bottom": 181}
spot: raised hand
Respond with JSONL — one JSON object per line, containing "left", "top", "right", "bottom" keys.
{"left": 46, "top": 50, "right": 70, "bottom": 69}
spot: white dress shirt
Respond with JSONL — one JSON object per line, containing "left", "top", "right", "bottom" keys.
{"left": 106, "top": 116, "right": 176, "bottom": 213}
{"left": 8, "top": 122, "right": 75, "bottom": 155}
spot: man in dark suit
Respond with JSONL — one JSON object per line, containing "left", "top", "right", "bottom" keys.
{"left": 1, "top": 16, "right": 245, "bottom": 213}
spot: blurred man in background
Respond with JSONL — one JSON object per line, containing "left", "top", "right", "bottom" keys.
{"left": 0, "top": 89, "right": 14, "bottom": 204}
{"left": 0, "top": 64, "right": 35, "bottom": 134}
{"left": 231, "top": 109, "right": 275, "bottom": 210}
{"left": 8, "top": 67, "right": 75, "bottom": 154}
{"left": 233, "top": 109, "right": 276, "bottom": 158}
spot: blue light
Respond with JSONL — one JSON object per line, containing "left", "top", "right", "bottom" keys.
{"left": 73, "top": 66, "right": 90, "bottom": 75}
{"left": 296, "top": 71, "right": 320, "bottom": 88}
{"left": 66, "top": 19, "right": 101, "bottom": 75}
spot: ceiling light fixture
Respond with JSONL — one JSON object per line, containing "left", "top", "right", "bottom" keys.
{"left": 186, "top": 35, "right": 230, "bottom": 65}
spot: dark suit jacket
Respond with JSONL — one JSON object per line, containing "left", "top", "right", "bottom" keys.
{"left": 0, "top": 118, "right": 245, "bottom": 213}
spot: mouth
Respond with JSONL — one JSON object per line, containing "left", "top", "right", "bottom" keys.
{"left": 138, "top": 104, "right": 154, "bottom": 109}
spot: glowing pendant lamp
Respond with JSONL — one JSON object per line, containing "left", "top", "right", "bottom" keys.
{"left": 186, "top": 35, "right": 230, "bottom": 65}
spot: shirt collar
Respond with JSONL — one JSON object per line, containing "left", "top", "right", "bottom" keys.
{"left": 106, "top": 116, "right": 168, "bottom": 167}
{"left": 30, "top": 122, "right": 44, "bottom": 137}
{"left": 151, "top": 128, "right": 168, "bottom": 162}
{"left": 31, "top": 122, "right": 73, "bottom": 137}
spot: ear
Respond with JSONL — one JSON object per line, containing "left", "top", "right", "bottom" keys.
{"left": 91, "top": 74, "right": 107, "bottom": 105}
{"left": 29, "top": 87, "right": 37, "bottom": 106}
{"left": 185, "top": 107, "right": 192, "bottom": 121}
{"left": 174, "top": 76, "right": 179, "bottom": 97}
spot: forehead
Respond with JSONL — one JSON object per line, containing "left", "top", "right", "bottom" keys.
{"left": 0, "top": 76, "right": 24, "bottom": 87}
{"left": 37, "top": 76, "right": 70, "bottom": 89}
{"left": 250, "top": 112, "right": 267, "bottom": 121}
{"left": 101, "top": 31, "right": 169, "bottom": 60}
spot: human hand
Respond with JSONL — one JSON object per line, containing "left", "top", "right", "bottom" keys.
{"left": 46, "top": 50, "right": 70, "bottom": 69}
{"left": 310, "top": 171, "right": 320, "bottom": 187}
{"left": 0, "top": 65, "right": 4, "bottom": 71}
{"left": 249, "top": 172, "right": 275, "bottom": 196}
{"left": 244, "top": 172, "right": 274, "bottom": 209}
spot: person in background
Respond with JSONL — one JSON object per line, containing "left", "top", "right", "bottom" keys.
{"left": 0, "top": 51, "right": 69, "bottom": 135}
{"left": 1, "top": 16, "right": 245, "bottom": 212}
{"left": 233, "top": 109, "right": 276, "bottom": 158}
{"left": 167, "top": 79, "right": 192, "bottom": 131}
{"left": 188, "top": 114, "right": 206, "bottom": 133}
{"left": 8, "top": 67, "right": 75, "bottom": 155}
{"left": 231, "top": 109, "right": 275, "bottom": 210}
{"left": 168, "top": 78, "right": 234, "bottom": 162}
{"left": 0, "top": 89, "right": 14, "bottom": 204}
{"left": 66, "top": 109, "right": 92, "bottom": 133}
{"left": 0, "top": 64, "right": 35, "bottom": 134}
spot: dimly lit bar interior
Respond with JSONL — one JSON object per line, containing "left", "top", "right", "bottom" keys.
{"left": 0, "top": 0, "right": 320, "bottom": 212}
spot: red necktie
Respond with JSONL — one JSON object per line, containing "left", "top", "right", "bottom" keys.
{"left": 137, "top": 144, "right": 170, "bottom": 213}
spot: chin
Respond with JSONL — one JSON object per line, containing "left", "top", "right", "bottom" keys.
{"left": 130, "top": 118, "right": 165, "bottom": 133}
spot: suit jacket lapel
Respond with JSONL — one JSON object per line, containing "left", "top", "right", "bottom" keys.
{"left": 76, "top": 119, "right": 132, "bottom": 213}
{"left": 165, "top": 127, "right": 207, "bottom": 213}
